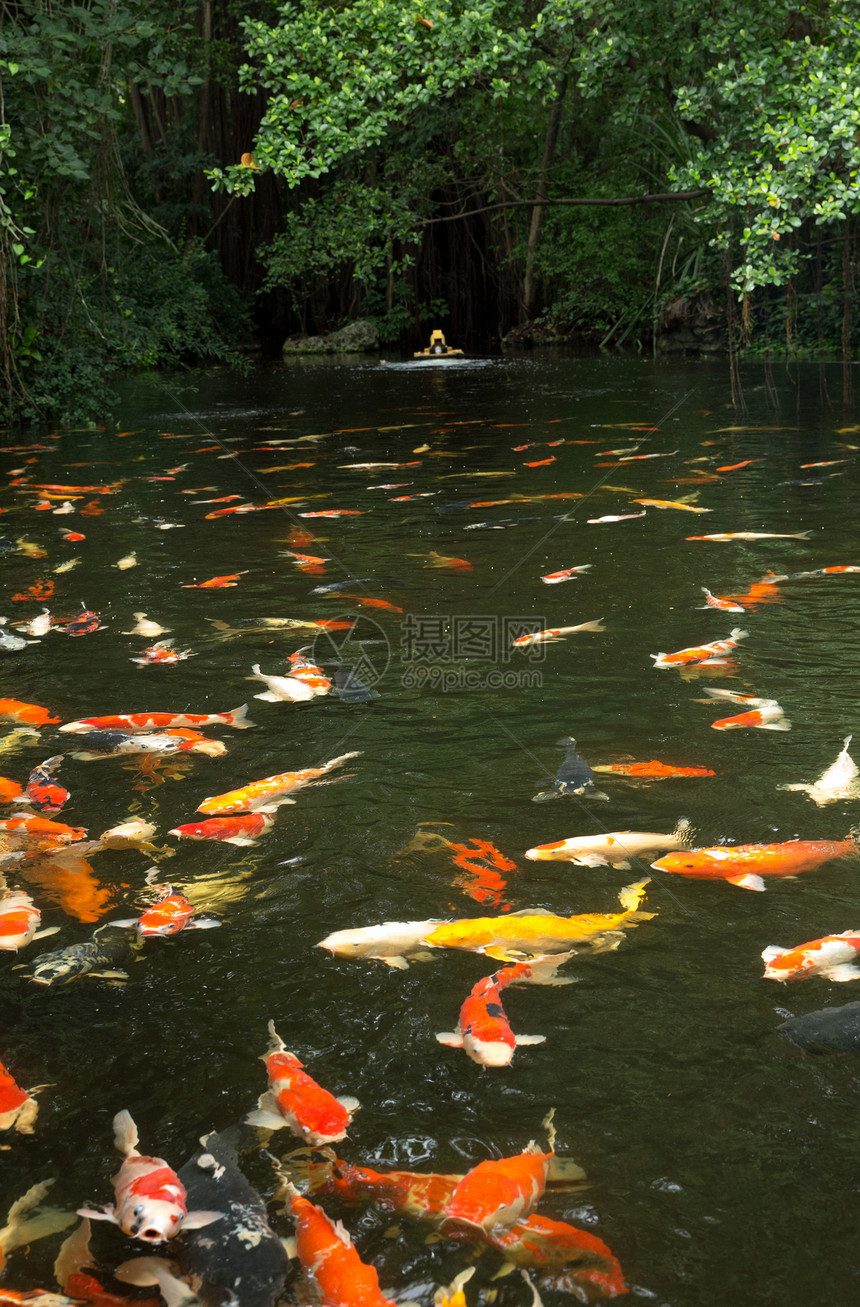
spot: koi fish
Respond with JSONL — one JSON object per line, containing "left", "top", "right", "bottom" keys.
{"left": 79, "top": 1110, "right": 221, "bottom": 1243}
{"left": 485, "top": 1212, "right": 627, "bottom": 1299}
{"left": 0, "top": 815, "right": 87, "bottom": 845}
{"left": 52, "top": 559, "right": 80, "bottom": 573}
{"left": 0, "top": 623, "right": 31, "bottom": 651}
{"left": 182, "top": 572, "right": 248, "bottom": 588}
{"left": 587, "top": 509, "right": 647, "bottom": 523}
{"left": 0, "top": 776, "right": 23, "bottom": 801}
{"left": 30, "top": 482, "right": 121, "bottom": 494}
{"left": 115, "top": 552, "right": 137, "bottom": 570}
{"left": 422, "top": 551, "right": 472, "bottom": 569}
{"left": 541, "top": 564, "right": 592, "bottom": 584}
{"left": 12, "top": 607, "right": 53, "bottom": 636}
{"left": 513, "top": 620, "right": 605, "bottom": 647}
{"left": 280, "top": 1183, "right": 396, "bottom": 1307}
{"left": 440, "top": 1143, "right": 552, "bottom": 1238}
{"left": 0, "top": 1180, "right": 76, "bottom": 1274}
{"left": 131, "top": 641, "right": 195, "bottom": 665}
{"left": 716, "top": 459, "right": 761, "bottom": 471}
{"left": 246, "top": 1020, "right": 359, "bottom": 1144}
{"left": 122, "top": 612, "right": 171, "bottom": 637}
{"left": 336, "top": 595, "right": 403, "bottom": 612}
{"left": 685, "top": 531, "right": 813, "bottom": 541}
{"left": 652, "top": 836, "right": 859, "bottom": 891}
{"left": 191, "top": 494, "right": 243, "bottom": 504}
{"left": 55, "top": 607, "right": 104, "bottom": 636}
{"left": 169, "top": 811, "right": 275, "bottom": 847}
{"left": 283, "top": 550, "right": 328, "bottom": 566}
{"left": 779, "top": 736, "right": 860, "bottom": 805}
{"left": 286, "top": 651, "right": 332, "bottom": 694}
{"left": 631, "top": 497, "right": 711, "bottom": 512}
{"left": 437, "top": 956, "right": 574, "bottom": 1067}
{"left": 778, "top": 1002, "right": 860, "bottom": 1054}
{"left": 524, "top": 457, "right": 556, "bottom": 467}
{"left": 113, "top": 883, "right": 220, "bottom": 938}
{"left": 526, "top": 818, "right": 693, "bottom": 869}
{"left": 710, "top": 699, "right": 790, "bottom": 731}
{"left": 70, "top": 730, "right": 225, "bottom": 760}
{"left": 339, "top": 461, "right": 422, "bottom": 469}
{"left": 27, "top": 922, "right": 141, "bottom": 985}
{"left": 447, "top": 837, "right": 518, "bottom": 907}
{"left": 762, "top": 932, "right": 860, "bottom": 982}
{"left": 248, "top": 664, "right": 315, "bottom": 702}
{"left": 700, "top": 588, "right": 745, "bottom": 612}
{"left": 0, "top": 890, "right": 59, "bottom": 950}
{"left": 11, "top": 578, "right": 55, "bottom": 601}
{"left": 721, "top": 576, "right": 783, "bottom": 608}
{"left": 651, "top": 627, "right": 748, "bottom": 668}
{"left": 60, "top": 705, "right": 254, "bottom": 734}
{"left": 59, "top": 529, "right": 85, "bottom": 542}
{"left": 533, "top": 736, "right": 609, "bottom": 802}
{"left": 592, "top": 760, "right": 717, "bottom": 778}
{"left": 17, "top": 755, "right": 69, "bottom": 814}
{"left": 298, "top": 1152, "right": 460, "bottom": 1224}
{"left": 299, "top": 510, "right": 365, "bottom": 518}
{"left": 196, "top": 752, "right": 361, "bottom": 815}
{"left": 0, "top": 1058, "right": 42, "bottom": 1133}
{"left": 317, "top": 918, "right": 446, "bottom": 968}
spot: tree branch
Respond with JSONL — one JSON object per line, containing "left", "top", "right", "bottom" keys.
{"left": 425, "top": 190, "right": 712, "bottom": 223}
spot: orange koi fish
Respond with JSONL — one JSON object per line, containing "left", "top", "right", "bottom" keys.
{"left": 204, "top": 504, "right": 262, "bottom": 518}
{"left": 448, "top": 838, "right": 518, "bottom": 908}
{"left": 440, "top": 1143, "right": 552, "bottom": 1238}
{"left": 651, "top": 627, "right": 747, "bottom": 668}
{"left": 0, "top": 1058, "right": 41, "bottom": 1133}
{"left": 59, "top": 528, "right": 86, "bottom": 541}
{"left": 722, "top": 575, "right": 783, "bottom": 608}
{"left": 281, "top": 1184, "right": 396, "bottom": 1307}
{"left": 541, "top": 564, "right": 592, "bottom": 585}
{"left": 512, "top": 620, "right": 605, "bottom": 647}
{"left": 0, "top": 776, "right": 24, "bottom": 801}
{"left": 284, "top": 550, "right": 328, "bottom": 566}
{"left": 593, "top": 760, "right": 716, "bottom": 778}
{"left": 114, "top": 884, "right": 220, "bottom": 939}
{"left": 61, "top": 706, "right": 253, "bottom": 734}
{"left": 11, "top": 579, "right": 55, "bottom": 601}
{"left": 524, "top": 457, "right": 556, "bottom": 467}
{"left": 79, "top": 1110, "right": 221, "bottom": 1243}
{"left": 19, "top": 756, "right": 69, "bottom": 814}
{"left": 30, "top": 482, "right": 121, "bottom": 494}
{"left": 700, "top": 588, "right": 745, "bottom": 612}
{"left": 710, "top": 699, "right": 790, "bottom": 731}
{"left": 0, "top": 890, "right": 59, "bottom": 951}
{"left": 335, "top": 595, "right": 403, "bottom": 612}
{"left": 762, "top": 931, "right": 860, "bottom": 983}
{"left": 182, "top": 572, "right": 248, "bottom": 588}
{"left": 303, "top": 1153, "right": 459, "bottom": 1224}
{"left": 716, "top": 459, "right": 761, "bottom": 471}
{"left": 685, "top": 530, "right": 812, "bottom": 541}
{"left": 298, "top": 510, "right": 365, "bottom": 518}
{"left": 652, "top": 836, "right": 859, "bottom": 892}
{"left": 486, "top": 1213, "right": 628, "bottom": 1299}
{"left": 0, "top": 816, "right": 87, "bottom": 845}
{"left": 169, "top": 811, "right": 275, "bottom": 847}
{"left": 786, "top": 564, "right": 860, "bottom": 578}
{"left": 18, "top": 853, "right": 111, "bottom": 923}
{"left": 422, "top": 551, "right": 472, "bottom": 569}
{"left": 196, "top": 752, "right": 361, "bottom": 815}
{"left": 437, "top": 956, "right": 573, "bottom": 1068}
{"left": 246, "top": 1021, "right": 359, "bottom": 1145}
{"left": 191, "top": 494, "right": 243, "bottom": 504}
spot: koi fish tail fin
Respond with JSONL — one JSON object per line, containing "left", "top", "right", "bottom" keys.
{"left": 794, "top": 530, "right": 814, "bottom": 539}
{"left": 677, "top": 492, "right": 700, "bottom": 504}
{"left": 760, "top": 715, "right": 791, "bottom": 731}
{"left": 577, "top": 619, "right": 605, "bottom": 633}
{"left": 324, "top": 751, "right": 363, "bottom": 772}
{"left": 531, "top": 787, "right": 561, "bottom": 803}
{"left": 265, "top": 1019, "right": 288, "bottom": 1056}
{"left": 280, "top": 1145, "right": 343, "bottom": 1196}
{"left": 503, "top": 950, "right": 579, "bottom": 987}
{"left": 115, "top": 1258, "right": 199, "bottom": 1307}
{"left": 435, "top": 1267, "right": 476, "bottom": 1307}
{"left": 673, "top": 817, "right": 695, "bottom": 846}
{"left": 112, "top": 1108, "right": 140, "bottom": 1156}
{"left": 0, "top": 1180, "right": 75, "bottom": 1260}
{"left": 778, "top": 781, "right": 812, "bottom": 794}
{"left": 729, "top": 627, "right": 749, "bottom": 641}
{"left": 617, "top": 878, "right": 651, "bottom": 911}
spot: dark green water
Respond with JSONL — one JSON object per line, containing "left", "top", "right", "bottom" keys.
{"left": 3, "top": 354, "right": 860, "bottom": 1305}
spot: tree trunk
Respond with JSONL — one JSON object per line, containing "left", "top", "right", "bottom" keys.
{"left": 522, "top": 75, "right": 567, "bottom": 319}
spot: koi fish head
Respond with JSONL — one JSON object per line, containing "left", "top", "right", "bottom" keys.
{"left": 117, "top": 1195, "right": 186, "bottom": 1242}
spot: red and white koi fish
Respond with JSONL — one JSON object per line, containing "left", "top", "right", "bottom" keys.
{"left": 15, "top": 755, "right": 69, "bottom": 814}
{"left": 436, "top": 956, "right": 573, "bottom": 1068}
{"left": 55, "top": 607, "right": 104, "bottom": 637}
{"left": 280, "top": 1183, "right": 396, "bottom": 1307}
{"left": 131, "top": 642, "right": 195, "bottom": 666}
{"left": 512, "top": 620, "right": 605, "bottom": 647}
{"left": 762, "top": 931, "right": 860, "bottom": 982}
{"left": 169, "top": 811, "right": 275, "bottom": 847}
{"left": 700, "top": 588, "right": 745, "bottom": 612}
{"left": 710, "top": 697, "right": 790, "bottom": 731}
{"left": 182, "top": 572, "right": 248, "bottom": 588}
{"left": 61, "top": 705, "right": 254, "bottom": 734}
{"left": 79, "top": 1110, "right": 221, "bottom": 1243}
{"left": 541, "top": 564, "right": 592, "bottom": 585}
{"left": 246, "top": 1020, "right": 359, "bottom": 1144}
{"left": 249, "top": 664, "right": 315, "bottom": 702}
{"left": 0, "top": 890, "right": 59, "bottom": 951}
{"left": 0, "top": 1058, "right": 42, "bottom": 1133}
{"left": 526, "top": 818, "right": 693, "bottom": 868}
{"left": 113, "top": 883, "right": 220, "bottom": 938}
{"left": 440, "top": 1143, "right": 552, "bottom": 1238}
{"left": 652, "top": 835, "right": 859, "bottom": 892}
{"left": 587, "top": 510, "right": 646, "bottom": 524}
{"left": 70, "top": 730, "right": 225, "bottom": 760}
{"left": 284, "top": 651, "right": 332, "bottom": 695}
{"left": 651, "top": 627, "right": 748, "bottom": 668}
{"left": 784, "top": 565, "right": 860, "bottom": 579}
{"left": 486, "top": 1213, "right": 627, "bottom": 1300}
{"left": 685, "top": 530, "right": 813, "bottom": 541}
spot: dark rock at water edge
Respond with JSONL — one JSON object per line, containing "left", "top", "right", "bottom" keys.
{"left": 779, "top": 1001, "right": 860, "bottom": 1054}
{"left": 282, "top": 319, "right": 380, "bottom": 354}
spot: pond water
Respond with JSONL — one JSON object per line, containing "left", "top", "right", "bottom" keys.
{"left": 2, "top": 353, "right": 860, "bottom": 1305}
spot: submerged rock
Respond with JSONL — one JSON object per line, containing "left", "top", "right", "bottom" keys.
{"left": 779, "top": 1002, "right": 860, "bottom": 1054}
{"left": 282, "top": 319, "right": 379, "bottom": 354}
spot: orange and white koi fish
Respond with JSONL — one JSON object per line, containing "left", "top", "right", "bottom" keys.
{"left": 440, "top": 1143, "right": 552, "bottom": 1238}
{"left": 652, "top": 836, "right": 859, "bottom": 892}
{"left": 447, "top": 837, "right": 518, "bottom": 907}
{"left": 486, "top": 1213, "right": 627, "bottom": 1300}
{"left": 0, "top": 1180, "right": 76, "bottom": 1274}
{"left": 700, "top": 588, "right": 745, "bottom": 612}
{"left": 59, "top": 528, "right": 85, "bottom": 541}
{"left": 592, "top": 760, "right": 716, "bottom": 778}
{"left": 113, "top": 884, "right": 220, "bottom": 938}
{"left": 686, "top": 530, "right": 813, "bottom": 541}
{"left": 0, "top": 890, "right": 59, "bottom": 950}
{"left": 651, "top": 627, "right": 747, "bottom": 668}
{"left": 169, "top": 811, "right": 275, "bottom": 846}
{"left": 0, "top": 816, "right": 87, "bottom": 845}
{"left": 79, "top": 1110, "right": 221, "bottom": 1243}
{"left": 182, "top": 572, "right": 248, "bottom": 588}
{"left": 436, "top": 956, "right": 573, "bottom": 1068}
{"left": 779, "top": 735, "right": 860, "bottom": 806}
{"left": 631, "top": 497, "right": 710, "bottom": 512}
{"left": 762, "top": 931, "right": 860, "bottom": 982}
{"left": 196, "top": 752, "right": 361, "bottom": 815}
{"left": 249, "top": 664, "right": 315, "bottom": 702}
{"left": 541, "top": 564, "right": 592, "bottom": 585}
{"left": 299, "top": 1152, "right": 460, "bottom": 1224}
{"left": 246, "top": 1020, "right": 359, "bottom": 1144}
{"left": 339, "top": 461, "right": 422, "bottom": 469}
{"left": 131, "top": 641, "right": 195, "bottom": 666}
{"left": 784, "top": 564, "right": 860, "bottom": 579}
{"left": 286, "top": 651, "right": 332, "bottom": 694}
{"left": 512, "top": 620, "right": 605, "bottom": 647}
{"left": 710, "top": 698, "right": 790, "bottom": 731}
{"left": 422, "top": 551, "right": 472, "bottom": 569}
{"left": 30, "top": 482, "right": 122, "bottom": 495}
{"left": 721, "top": 575, "right": 783, "bottom": 608}
{"left": 61, "top": 705, "right": 254, "bottom": 734}
{"left": 280, "top": 1183, "right": 396, "bottom": 1307}
{"left": 587, "top": 509, "right": 647, "bottom": 524}
{"left": 284, "top": 550, "right": 328, "bottom": 566}
{"left": 299, "top": 510, "right": 365, "bottom": 518}
{"left": 526, "top": 818, "right": 693, "bottom": 869}
{"left": 17, "top": 755, "right": 70, "bottom": 814}
{"left": 0, "top": 1058, "right": 42, "bottom": 1133}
